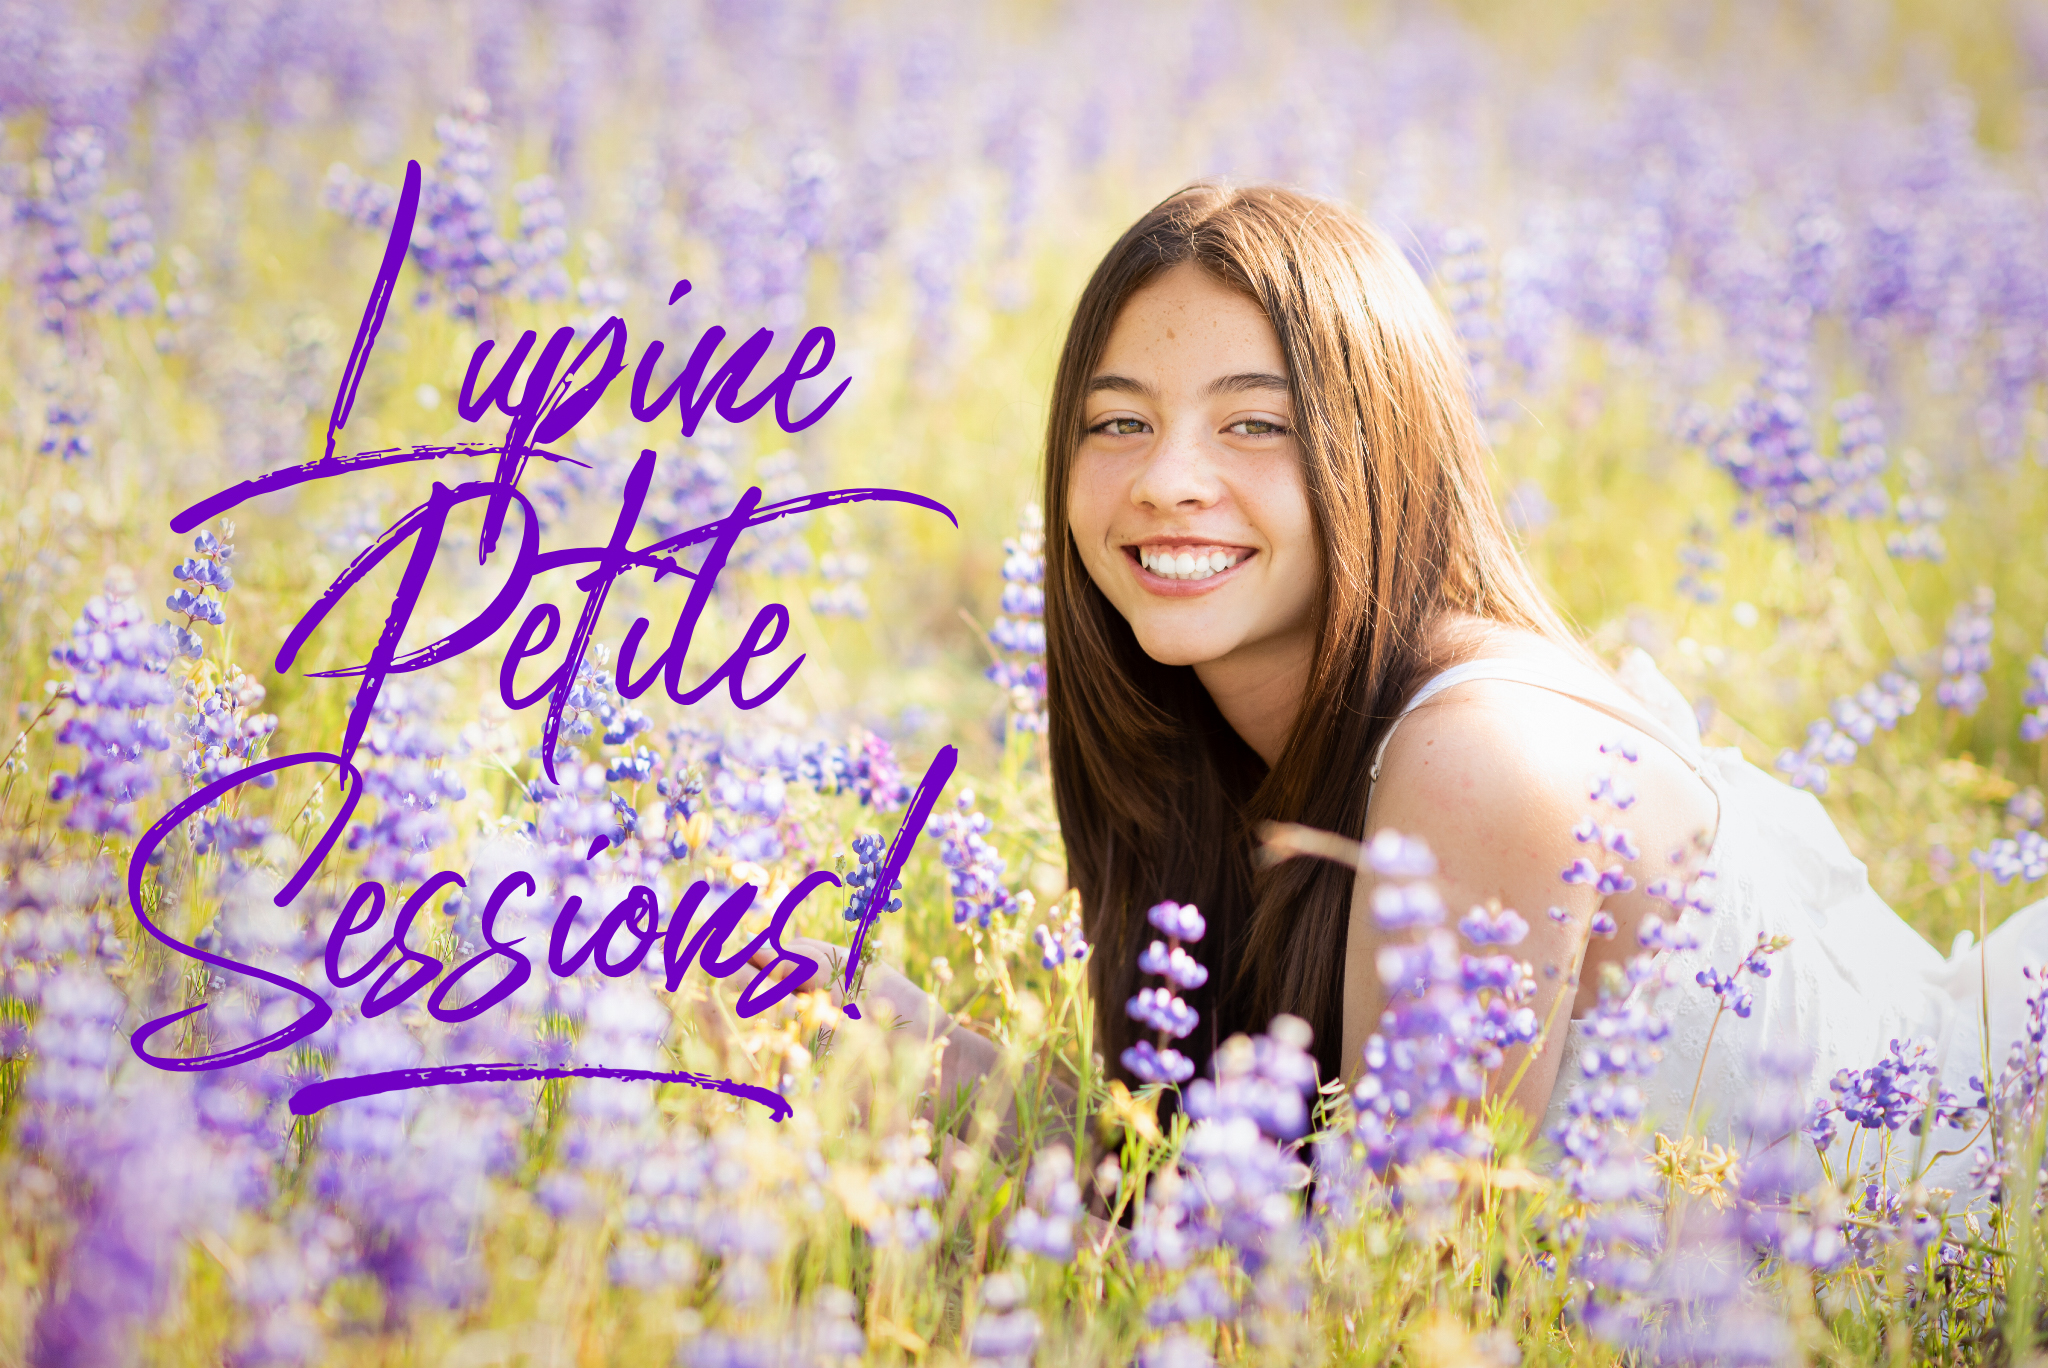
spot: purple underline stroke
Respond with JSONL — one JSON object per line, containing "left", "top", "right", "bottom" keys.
{"left": 288, "top": 1062, "right": 793, "bottom": 1121}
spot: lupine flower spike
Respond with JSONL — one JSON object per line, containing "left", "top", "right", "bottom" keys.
{"left": 987, "top": 504, "right": 1047, "bottom": 735}
{"left": 1122, "top": 901, "right": 1205, "bottom": 1085}
{"left": 1936, "top": 587, "right": 1994, "bottom": 717}
{"left": 1775, "top": 665, "right": 1919, "bottom": 795}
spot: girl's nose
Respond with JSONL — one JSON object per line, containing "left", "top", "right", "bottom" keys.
{"left": 1128, "top": 427, "right": 1220, "bottom": 511}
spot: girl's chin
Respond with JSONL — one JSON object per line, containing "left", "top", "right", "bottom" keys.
{"left": 1129, "top": 629, "right": 1242, "bottom": 670}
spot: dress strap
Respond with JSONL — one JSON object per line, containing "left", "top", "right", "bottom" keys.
{"left": 1367, "top": 655, "right": 1709, "bottom": 790}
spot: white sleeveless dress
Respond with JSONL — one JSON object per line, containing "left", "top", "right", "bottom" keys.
{"left": 1367, "top": 649, "right": 2048, "bottom": 1207}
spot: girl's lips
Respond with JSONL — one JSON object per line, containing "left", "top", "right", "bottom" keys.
{"left": 1123, "top": 545, "right": 1254, "bottom": 597}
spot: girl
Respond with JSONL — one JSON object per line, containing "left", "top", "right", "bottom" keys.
{"left": 785, "top": 182, "right": 2048, "bottom": 1201}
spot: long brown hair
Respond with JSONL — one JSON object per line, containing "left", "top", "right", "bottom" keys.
{"left": 1044, "top": 182, "right": 1582, "bottom": 1086}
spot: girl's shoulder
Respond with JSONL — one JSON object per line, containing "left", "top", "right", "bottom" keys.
{"left": 1366, "top": 629, "right": 1718, "bottom": 883}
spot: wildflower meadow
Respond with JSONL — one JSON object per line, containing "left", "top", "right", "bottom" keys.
{"left": 5, "top": 2, "right": 2048, "bottom": 1363}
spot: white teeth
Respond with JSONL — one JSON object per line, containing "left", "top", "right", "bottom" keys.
{"left": 1140, "top": 547, "right": 1245, "bottom": 580}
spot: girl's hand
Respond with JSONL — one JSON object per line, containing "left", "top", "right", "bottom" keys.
{"left": 748, "top": 934, "right": 952, "bottom": 1041}
{"left": 745, "top": 935, "right": 1010, "bottom": 1147}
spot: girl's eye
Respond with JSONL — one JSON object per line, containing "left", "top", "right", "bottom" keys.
{"left": 1229, "top": 418, "right": 1288, "bottom": 437}
{"left": 1089, "top": 416, "right": 1147, "bottom": 436}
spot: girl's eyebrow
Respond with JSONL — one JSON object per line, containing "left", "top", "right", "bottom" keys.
{"left": 1084, "top": 371, "right": 1291, "bottom": 399}
{"left": 1085, "top": 373, "right": 1154, "bottom": 398}
{"left": 1201, "top": 371, "right": 1290, "bottom": 398}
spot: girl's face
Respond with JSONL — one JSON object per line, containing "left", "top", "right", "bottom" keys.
{"left": 1067, "top": 262, "right": 1321, "bottom": 683}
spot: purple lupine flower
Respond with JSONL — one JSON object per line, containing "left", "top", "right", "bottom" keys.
{"left": 1436, "top": 226, "right": 1499, "bottom": 421}
{"left": 1588, "top": 772, "right": 1637, "bottom": 809}
{"left": 508, "top": 174, "right": 569, "bottom": 302}
{"left": 1835, "top": 1179, "right": 1946, "bottom": 1268}
{"left": 412, "top": 90, "right": 513, "bottom": 322}
{"left": 29, "top": 126, "right": 111, "bottom": 344}
{"left": 1936, "top": 587, "right": 1994, "bottom": 716}
{"left": 1694, "top": 933, "right": 1787, "bottom": 1020}
{"left": 1370, "top": 878, "right": 1446, "bottom": 929}
{"left": 1032, "top": 900, "right": 1089, "bottom": 970}
{"left": 986, "top": 504, "right": 1047, "bottom": 735}
{"left": 325, "top": 92, "right": 516, "bottom": 324}
{"left": 1365, "top": 828, "right": 1436, "bottom": 879}
{"left": 2021, "top": 631, "right": 2048, "bottom": 744}
{"left": 607, "top": 1126, "right": 707, "bottom": 1287}
{"left": 1145, "top": 1268, "right": 1237, "bottom": 1328}
{"left": 346, "top": 681, "right": 467, "bottom": 887}
{"left": 1133, "top": 1111, "right": 1305, "bottom": 1276}
{"left": 842, "top": 833, "right": 904, "bottom": 922}
{"left": 1827, "top": 393, "right": 1891, "bottom": 520}
{"left": 1605, "top": 1205, "right": 1795, "bottom": 1367}
{"left": 1137, "top": 938, "right": 1209, "bottom": 990}
{"left": 1128, "top": 985, "right": 1201, "bottom": 1039}
{"left": 1135, "top": 1017, "right": 1319, "bottom": 1313}
{"left": 1637, "top": 914, "right": 1701, "bottom": 953}
{"left": 864, "top": 1133, "right": 945, "bottom": 1249}
{"left": 1005, "top": 1146, "right": 1083, "bottom": 1260}
{"left": 23, "top": 972, "right": 234, "bottom": 1368}
{"left": 1682, "top": 318, "right": 1896, "bottom": 548}
{"left": 1971, "top": 828, "right": 2048, "bottom": 887}
{"left": 1326, "top": 826, "right": 1537, "bottom": 1196}
{"left": 546, "top": 983, "right": 676, "bottom": 1235}
{"left": 1680, "top": 306, "right": 1825, "bottom": 540}
{"left": 97, "top": 189, "right": 158, "bottom": 317}
{"left": 927, "top": 789, "right": 1020, "bottom": 929}
{"left": 969, "top": 1272, "right": 1042, "bottom": 1368}
{"left": 1147, "top": 900, "right": 1207, "bottom": 941}
{"left": 322, "top": 162, "right": 399, "bottom": 231}
{"left": 1123, "top": 1039, "right": 1196, "bottom": 1087}
{"left": 166, "top": 525, "right": 235, "bottom": 647}
{"left": 47, "top": 575, "right": 179, "bottom": 834}
{"left": 1803, "top": 1037, "right": 1982, "bottom": 1156}
{"left": 1887, "top": 448, "right": 1947, "bottom": 562}
{"left": 1135, "top": 1332, "right": 1217, "bottom": 1368}
{"left": 19, "top": 968, "right": 124, "bottom": 1114}
{"left": 851, "top": 730, "right": 911, "bottom": 811}
{"left": 1343, "top": 840, "right": 1540, "bottom": 1187}
{"left": 1122, "top": 901, "right": 1205, "bottom": 1085}
{"left": 1729, "top": 1043, "right": 1843, "bottom": 1267}
{"left": 37, "top": 389, "right": 98, "bottom": 462}
{"left": 1184, "top": 1014, "right": 1318, "bottom": 1142}
{"left": 373, "top": 1092, "right": 516, "bottom": 1317}
{"left": 1548, "top": 963, "right": 1671, "bottom": 1342}
{"left": 166, "top": 528, "right": 279, "bottom": 856}
{"left": 1968, "top": 964, "right": 2048, "bottom": 1206}
{"left": 1675, "top": 518, "right": 1723, "bottom": 604}
{"left": 1777, "top": 663, "right": 1916, "bottom": 790}
{"left": 231, "top": 1214, "right": 353, "bottom": 1367}
{"left": 653, "top": 765, "right": 705, "bottom": 863}
{"left": 684, "top": 1286, "right": 867, "bottom": 1368}
{"left": 0, "top": 865, "right": 125, "bottom": 1005}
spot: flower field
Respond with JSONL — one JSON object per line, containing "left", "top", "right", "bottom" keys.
{"left": 5, "top": 2, "right": 2048, "bottom": 1363}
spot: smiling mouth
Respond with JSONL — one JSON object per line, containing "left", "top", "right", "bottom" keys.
{"left": 1125, "top": 543, "right": 1254, "bottom": 584}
